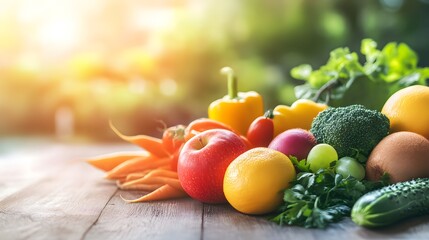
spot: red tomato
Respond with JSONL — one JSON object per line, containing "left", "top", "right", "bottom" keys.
{"left": 246, "top": 115, "right": 274, "bottom": 148}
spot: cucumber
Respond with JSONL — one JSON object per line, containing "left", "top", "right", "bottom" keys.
{"left": 351, "top": 178, "right": 429, "bottom": 228}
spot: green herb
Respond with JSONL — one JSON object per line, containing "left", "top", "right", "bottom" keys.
{"left": 289, "top": 156, "right": 311, "bottom": 172}
{"left": 270, "top": 168, "right": 388, "bottom": 229}
{"left": 293, "top": 39, "right": 429, "bottom": 110}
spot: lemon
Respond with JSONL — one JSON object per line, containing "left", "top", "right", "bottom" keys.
{"left": 223, "top": 147, "right": 296, "bottom": 215}
{"left": 382, "top": 85, "right": 429, "bottom": 139}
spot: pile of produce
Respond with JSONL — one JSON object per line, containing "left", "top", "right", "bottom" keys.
{"left": 87, "top": 40, "right": 429, "bottom": 229}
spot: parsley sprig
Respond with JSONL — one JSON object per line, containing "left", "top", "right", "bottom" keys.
{"left": 271, "top": 159, "right": 388, "bottom": 228}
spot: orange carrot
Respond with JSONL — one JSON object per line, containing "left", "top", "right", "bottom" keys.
{"left": 124, "top": 170, "right": 153, "bottom": 182}
{"left": 142, "top": 169, "right": 178, "bottom": 179}
{"left": 121, "top": 184, "right": 188, "bottom": 203}
{"left": 117, "top": 182, "right": 164, "bottom": 191}
{"left": 121, "top": 176, "right": 182, "bottom": 190}
{"left": 110, "top": 121, "right": 170, "bottom": 158}
{"left": 86, "top": 151, "right": 149, "bottom": 172}
{"left": 105, "top": 155, "right": 170, "bottom": 180}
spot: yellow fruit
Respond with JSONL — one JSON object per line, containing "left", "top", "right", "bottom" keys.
{"left": 223, "top": 147, "right": 296, "bottom": 215}
{"left": 381, "top": 85, "right": 429, "bottom": 139}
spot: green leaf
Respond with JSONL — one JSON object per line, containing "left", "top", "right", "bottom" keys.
{"left": 291, "top": 64, "right": 312, "bottom": 81}
{"left": 292, "top": 38, "right": 429, "bottom": 109}
{"left": 361, "top": 38, "right": 378, "bottom": 59}
{"left": 294, "top": 83, "right": 319, "bottom": 100}
{"left": 289, "top": 155, "right": 311, "bottom": 172}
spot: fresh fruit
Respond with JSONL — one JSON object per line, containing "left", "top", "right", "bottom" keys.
{"left": 382, "top": 85, "right": 429, "bottom": 139}
{"left": 268, "top": 128, "right": 316, "bottom": 160}
{"left": 246, "top": 112, "right": 274, "bottom": 148}
{"left": 335, "top": 157, "right": 365, "bottom": 180}
{"left": 366, "top": 131, "right": 429, "bottom": 183}
{"left": 306, "top": 144, "right": 338, "bottom": 172}
{"left": 352, "top": 178, "right": 429, "bottom": 228}
{"left": 223, "top": 147, "right": 296, "bottom": 215}
{"left": 177, "top": 129, "right": 247, "bottom": 203}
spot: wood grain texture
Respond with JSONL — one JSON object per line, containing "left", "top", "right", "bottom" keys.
{"left": 0, "top": 143, "right": 134, "bottom": 240}
{"left": 84, "top": 192, "right": 202, "bottom": 240}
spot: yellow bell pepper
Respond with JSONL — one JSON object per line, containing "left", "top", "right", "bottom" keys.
{"left": 208, "top": 67, "right": 264, "bottom": 136}
{"left": 273, "top": 99, "right": 328, "bottom": 137}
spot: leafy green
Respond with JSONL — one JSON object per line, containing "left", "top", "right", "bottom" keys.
{"left": 293, "top": 39, "right": 429, "bottom": 110}
{"left": 270, "top": 167, "right": 388, "bottom": 229}
{"left": 289, "top": 156, "right": 311, "bottom": 172}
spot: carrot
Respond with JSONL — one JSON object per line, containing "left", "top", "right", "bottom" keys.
{"left": 117, "top": 182, "right": 164, "bottom": 191}
{"left": 109, "top": 121, "right": 170, "bottom": 158}
{"left": 184, "top": 118, "right": 239, "bottom": 141}
{"left": 122, "top": 169, "right": 177, "bottom": 183}
{"left": 142, "top": 169, "right": 178, "bottom": 179}
{"left": 121, "top": 184, "right": 187, "bottom": 203}
{"left": 105, "top": 155, "right": 170, "bottom": 180}
{"left": 124, "top": 170, "right": 153, "bottom": 182}
{"left": 121, "top": 176, "right": 182, "bottom": 190}
{"left": 86, "top": 151, "right": 149, "bottom": 172}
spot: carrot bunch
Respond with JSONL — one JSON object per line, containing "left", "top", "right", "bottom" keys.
{"left": 86, "top": 118, "right": 243, "bottom": 203}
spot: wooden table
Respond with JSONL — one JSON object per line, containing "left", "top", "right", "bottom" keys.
{"left": 1, "top": 139, "right": 429, "bottom": 240}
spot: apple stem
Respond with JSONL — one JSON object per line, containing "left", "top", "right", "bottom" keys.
{"left": 220, "top": 67, "right": 238, "bottom": 99}
{"left": 197, "top": 136, "right": 205, "bottom": 149}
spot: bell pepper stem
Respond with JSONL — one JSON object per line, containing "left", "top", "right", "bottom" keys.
{"left": 221, "top": 67, "right": 238, "bottom": 99}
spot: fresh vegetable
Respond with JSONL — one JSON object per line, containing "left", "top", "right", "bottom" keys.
{"left": 246, "top": 110, "right": 274, "bottom": 148}
{"left": 293, "top": 39, "right": 429, "bottom": 110}
{"left": 110, "top": 121, "right": 170, "bottom": 158}
{"left": 272, "top": 99, "right": 328, "bottom": 137}
{"left": 268, "top": 128, "right": 316, "bottom": 160}
{"left": 335, "top": 157, "right": 365, "bottom": 181}
{"left": 271, "top": 167, "right": 387, "bottom": 228}
{"left": 306, "top": 143, "right": 338, "bottom": 172}
{"left": 351, "top": 178, "right": 429, "bottom": 228}
{"left": 86, "top": 152, "right": 149, "bottom": 171}
{"left": 208, "top": 67, "right": 264, "bottom": 136}
{"left": 105, "top": 155, "right": 170, "bottom": 180}
{"left": 121, "top": 184, "right": 188, "bottom": 203}
{"left": 310, "top": 104, "right": 390, "bottom": 159}
{"left": 86, "top": 123, "right": 189, "bottom": 203}
{"left": 366, "top": 131, "right": 429, "bottom": 183}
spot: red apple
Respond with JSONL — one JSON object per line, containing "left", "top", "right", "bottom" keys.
{"left": 177, "top": 129, "right": 248, "bottom": 203}
{"left": 268, "top": 128, "right": 316, "bottom": 160}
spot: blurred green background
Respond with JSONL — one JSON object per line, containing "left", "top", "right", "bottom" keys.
{"left": 1, "top": 0, "right": 428, "bottom": 141}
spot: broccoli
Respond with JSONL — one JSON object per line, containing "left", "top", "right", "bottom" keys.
{"left": 310, "top": 105, "right": 390, "bottom": 160}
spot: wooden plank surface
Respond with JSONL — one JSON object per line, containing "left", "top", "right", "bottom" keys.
{"left": 84, "top": 194, "right": 202, "bottom": 240}
{"left": 1, "top": 141, "right": 429, "bottom": 240}
{"left": 0, "top": 143, "right": 134, "bottom": 240}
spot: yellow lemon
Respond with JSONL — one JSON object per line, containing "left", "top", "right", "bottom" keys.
{"left": 382, "top": 85, "right": 429, "bottom": 139}
{"left": 223, "top": 147, "right": 296, "bottom": 215}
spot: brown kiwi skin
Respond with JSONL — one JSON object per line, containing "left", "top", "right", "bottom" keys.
{"left": 366, "top": 131, "right": 429, "bottom": 183}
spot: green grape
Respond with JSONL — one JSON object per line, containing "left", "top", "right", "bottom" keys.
{"left": 335, "top": 156, "right": 365, "bottom": 180}
{"left": 307, "top": 143, "right": 338, "bottom": 172}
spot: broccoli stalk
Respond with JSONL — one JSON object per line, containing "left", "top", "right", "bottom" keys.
{"left": 310, "top": 105, "right": 390, "bottom": 160}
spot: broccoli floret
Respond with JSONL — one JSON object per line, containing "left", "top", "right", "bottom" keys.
{"left": 310, "top": 105, "right": 390, "bottom": 159}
